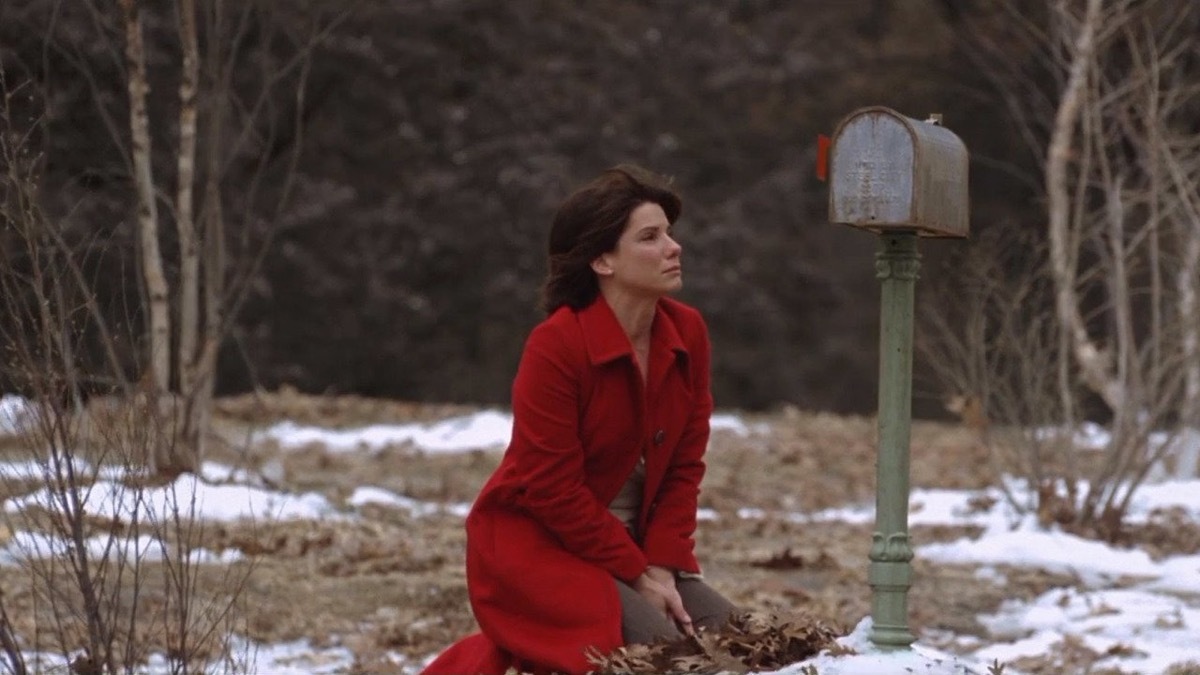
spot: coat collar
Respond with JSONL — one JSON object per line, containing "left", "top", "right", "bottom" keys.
{"left": 577, "top": 296, "right": 688, "bottom": 366}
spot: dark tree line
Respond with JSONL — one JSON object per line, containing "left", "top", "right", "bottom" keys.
{"left": 1, "top": 0, "right": 1046, "bottom": 415}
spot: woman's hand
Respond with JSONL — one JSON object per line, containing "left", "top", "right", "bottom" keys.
{"left": 632, "top": 568, "right": 693, "bottom": 636}
{"left": 645, "top": 565, "right": 676, "bottom": 588}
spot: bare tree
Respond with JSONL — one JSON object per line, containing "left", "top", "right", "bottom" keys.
{"left": 24, "top": 0, "right": 346, "bottom": 475}
{"left": 0, "top": 2, "right": 349, "bottom": 668}
{"left": 1045, "top": 0, "right": 1114, "bottom": 414}
{"left": 119, "top": 0, "right": 173, "bottom": 400}
{"left": 924, "top": 0, "right": 1200, "bottom": 535}
{"left": 2, "top": 69, "right": 256, "bottom": 674}
{"left": 175, "top": 0, "right": 202, "bottom": 440}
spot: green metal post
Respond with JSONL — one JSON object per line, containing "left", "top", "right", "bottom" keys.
{"left": 869, "top": 231, "right": 919, "bottom": 649}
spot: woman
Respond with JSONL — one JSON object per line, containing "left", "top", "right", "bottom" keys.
{"left": 423, "top": 164, "right": 736, "bottom": 675}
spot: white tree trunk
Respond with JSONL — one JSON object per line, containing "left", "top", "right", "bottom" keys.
{"left": 173, "top": 0, "right": 204, "bottom": 472}
{"left": 120, "top": 0, "right": 171, "bottom": 395}
{"left": 176, "top": 0, "right": 200, "bottom": 398}
{"left": 1045, "top": 0, "right": 1121, "bottom": 411}
{"left": 1184, "top": 232, "right": 1200, "bottom": 418}
{"left": 1175, "top": 215, "right": 1200, "bottom": 478}
{"left": 192, "top": 0, "right": 229, "bottom": 466}
{"left": 1158, "top": 115, "right": 1200, "bottom": 478}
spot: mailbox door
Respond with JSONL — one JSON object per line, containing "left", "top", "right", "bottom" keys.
{"left": 830, "top": 115, "right": 915, "bottom": 227}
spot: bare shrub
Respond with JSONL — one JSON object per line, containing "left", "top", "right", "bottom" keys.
{"left": 1, "top": 72, "right": 253, "bottom": 674}
{"left": 921, "top": 229, "right": 1073, "bottom": 518}
{"left": 0, "top": 590, "right": 26, "bottom": 674}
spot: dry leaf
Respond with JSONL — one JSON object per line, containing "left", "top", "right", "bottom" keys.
{"left": 588, "top": 611, "right": 839, "bottom": 674}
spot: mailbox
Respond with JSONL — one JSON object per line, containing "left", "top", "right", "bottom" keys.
{"left": 828, "top": 106, "right": 969, "bottom": 238}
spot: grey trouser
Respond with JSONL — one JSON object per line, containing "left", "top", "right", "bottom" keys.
{"left": 616, "top": 577, "right": 738, "bottom": 645}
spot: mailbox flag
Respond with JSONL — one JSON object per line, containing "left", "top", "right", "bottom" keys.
{"left": 816, "top": 134, "right": 831, "bottom": 181}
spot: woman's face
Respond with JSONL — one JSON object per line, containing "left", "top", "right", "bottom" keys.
{"left": 593, "top": 201, "right": 683, "bottom": 298}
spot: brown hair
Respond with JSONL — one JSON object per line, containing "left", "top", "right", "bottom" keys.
{"left": 539, "top": 164, "right": 682, "bottom": 314}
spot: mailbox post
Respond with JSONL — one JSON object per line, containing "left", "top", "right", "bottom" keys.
{"left": 827, "top": 107, "right": 969, "bottom": 649}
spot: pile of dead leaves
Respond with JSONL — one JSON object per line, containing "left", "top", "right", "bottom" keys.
{"left": 588, "top": 611, "right": 842, "bottom": 674}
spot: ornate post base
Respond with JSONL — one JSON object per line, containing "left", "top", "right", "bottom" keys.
{"left": 869, "top": 534, "right": 916, "bottom": 648}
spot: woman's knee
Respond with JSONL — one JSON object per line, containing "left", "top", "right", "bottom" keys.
{"left": 616, "top": 580, "right": 682, "bottom": 645}
{"left": 676, "top": 579, "right": 737, "bottom": 631}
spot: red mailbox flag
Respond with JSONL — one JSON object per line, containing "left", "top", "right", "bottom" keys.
{"left": 816, "top": 134, "right": 831, "bottom": 181}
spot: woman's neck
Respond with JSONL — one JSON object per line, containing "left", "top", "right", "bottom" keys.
{"left": 600, "top": 287, "right": 656, "bottom": 345}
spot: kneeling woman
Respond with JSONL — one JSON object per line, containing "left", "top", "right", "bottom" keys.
{"left": 423, "top": 165, "right": 737, "bottom": 675}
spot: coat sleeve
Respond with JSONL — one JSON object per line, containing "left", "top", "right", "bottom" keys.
{"left": 641, "top": 315, "right": 712, "bottom": 573}
{"left": 507, "top": 323, "right": 649, "bottom": 583}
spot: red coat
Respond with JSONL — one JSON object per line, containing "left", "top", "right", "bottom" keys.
{"left": 422, "top": 296, "right": 713, "bottom": 675}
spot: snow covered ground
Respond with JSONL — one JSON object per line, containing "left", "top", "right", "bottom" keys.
{"left": 3, "top": 400, "right": 1200, "bottom": 673}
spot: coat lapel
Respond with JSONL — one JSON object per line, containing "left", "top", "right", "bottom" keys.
{"left": 577, "top": 297, "right": 689, "bottom": 377}
{"left": 577, "top": 297, "right": 634, "bottom": 366}
{"left": 647, "top": 303, "right": 689, "bottom": 402}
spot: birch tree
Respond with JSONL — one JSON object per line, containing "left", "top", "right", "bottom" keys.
{"left": 16, "top": 0, "right": 338, "bottom": 475}
{"left": 175, "top": 0, "right": 202, "bottom": 457}
{"left": 119, "top": 0, "right": 172, "bottom": 400}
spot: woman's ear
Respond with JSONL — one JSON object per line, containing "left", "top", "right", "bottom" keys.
{"left": 591, "top": 254, "right": 614, "bottom": 277}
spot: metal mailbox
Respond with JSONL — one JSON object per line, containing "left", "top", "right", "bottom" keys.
{"left": 828, "top": 106, "right": 969, "bottom": 238}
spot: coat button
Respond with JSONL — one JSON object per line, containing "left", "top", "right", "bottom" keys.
{"left": 653, "top": 429, "right": 665, "bottom": 444}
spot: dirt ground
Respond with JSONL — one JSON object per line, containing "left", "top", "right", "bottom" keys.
{"left": 2, "top": 391, "right": 1196, "bottom": 673}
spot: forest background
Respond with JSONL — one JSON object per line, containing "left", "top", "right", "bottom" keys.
{"left": 0, "top": 0, "right": 1161, "bottom": 417}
